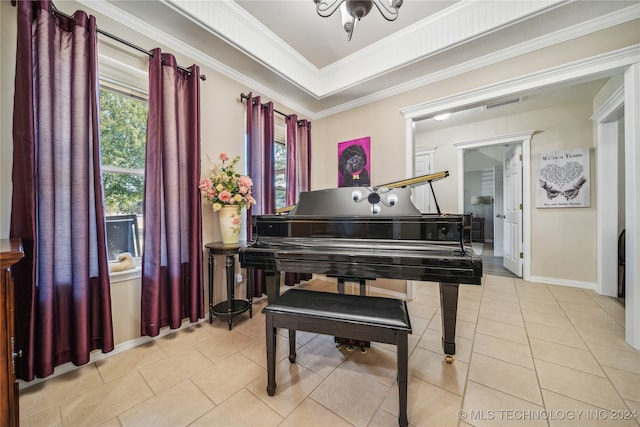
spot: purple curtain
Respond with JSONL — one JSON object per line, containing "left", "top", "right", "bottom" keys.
{"left": 246, "top": 93, "right": 274, "bottom": 297}
{"left": 10, "top": 0, "right": 114, "bottom": 380}
{"left": 285, "top": 116, "right": 312, "bottom": 205}
{"left": 284, "top": 116, "right": 312, "bottom": 286}
{"left": 141, "top": 49, "right": 204, "bottom": 336}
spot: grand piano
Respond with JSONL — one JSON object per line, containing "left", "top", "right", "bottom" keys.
{"left": 239, "top": 172, "right": 482, "bottom": 359}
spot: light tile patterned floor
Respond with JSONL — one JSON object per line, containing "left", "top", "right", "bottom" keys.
{"left": 19, "top": 275, "right": 640, "bottom": 427}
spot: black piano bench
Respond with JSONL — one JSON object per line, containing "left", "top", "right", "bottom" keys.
{"left": 263, "top": 289, "right": 412, "bottom": 427}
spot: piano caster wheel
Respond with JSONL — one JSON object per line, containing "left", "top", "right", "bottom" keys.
{"left": 359, "top": 346, "right": 367, "bottom": 354}
{"left": 445, "top": 355, "right": 454, "bottom": 364}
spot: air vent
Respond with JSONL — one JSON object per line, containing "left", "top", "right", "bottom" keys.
{"left": 483, "top": 97, "right": 522, "bottom": 110}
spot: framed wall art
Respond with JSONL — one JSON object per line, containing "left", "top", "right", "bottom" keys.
{"left": 338, "top": 137, "right": 370, "bottom": 187}
{"left": 535, "top": 147, "right": 590, "bottom": 208}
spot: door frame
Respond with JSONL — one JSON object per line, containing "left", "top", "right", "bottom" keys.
{"left": 592, "top": 86, "right": 624, "bottom": 297}
{"left": 454, "top": 132, "right": 534, "bottom": 280}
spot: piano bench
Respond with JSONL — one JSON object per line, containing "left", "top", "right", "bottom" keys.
{"left": 262, "top": 289, "right": 412, "bottom": 427}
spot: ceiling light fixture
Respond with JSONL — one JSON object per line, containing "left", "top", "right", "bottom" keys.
{"left": 314, "top": 0, "right": 403, "bottom": 41}
{"left": 433, "top": 112, "right": 451, "bottom": 121}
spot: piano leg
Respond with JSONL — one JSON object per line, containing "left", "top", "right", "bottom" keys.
{"left": 288, "top": 330, "right": 297, "bottom": 363}
{"left": 266, "top": 271, "right": 282, "bottom": 305}
{"left": 397, "top": 333, "right": 409, "bottom": 427}
{"left": 266, "top": 312, "right": 277, "bottom": 396}
{"left": 335, "top": 276, "right": 367, "bottom": 295}
{"left": 439, "top": 282, "right": 459, "bottom": 362}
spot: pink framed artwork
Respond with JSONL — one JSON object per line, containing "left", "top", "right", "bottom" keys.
{"left": 338, "top": 137, "right": 371, "bottom": 187}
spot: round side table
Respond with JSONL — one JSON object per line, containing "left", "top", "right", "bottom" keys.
{"left": 205, "top": 241, "right": 252, "bottom": 330}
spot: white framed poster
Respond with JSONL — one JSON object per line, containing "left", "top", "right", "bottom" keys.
{"left": 535, "top": 148, "right": 590, "bottom": 208}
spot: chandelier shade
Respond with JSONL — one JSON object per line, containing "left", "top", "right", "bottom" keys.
{"left": 314, "top": 0, "right": 403, "bottom": 41}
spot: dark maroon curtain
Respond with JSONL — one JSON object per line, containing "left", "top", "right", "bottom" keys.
{"left": 284, "top": 116, "right": 312, "bottom": 286}
{"left": 285, "top": 116, "right": 311, "bottom": 204}
{"left": 246, "top": 93, "right": 274, "bottom": 297}
{"left": 141, "top": 49, "right": 204, "bottom": 336}
{"left": 10, "top": 0, "right": 114, "bottom": 380}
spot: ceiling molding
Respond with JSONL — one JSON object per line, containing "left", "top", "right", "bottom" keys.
{"left": 400, "top": 44, "right": 640, "bottom": 120}
{"left": 163, "top": 0, "right": 568, "bottom": 99}
{"left": 315, "top": 7, "right": 640, "bottom": 119}
{"left": 80, "top": 1, "right": 639, "bottom": 120}
{"left": 317, "top": 0, "right": 568, "bottom": 97}
{"left": 79, "top": 0, "right": 318, "bottom": 117}
{"left": 162, "top": 0, "right": 321, "bottom": 96}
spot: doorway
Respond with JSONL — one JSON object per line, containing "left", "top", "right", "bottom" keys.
{"left": 463, "top": 146, "right": 513, "bottom": 277}
{"left": 457, "top": 133, "right": 533, "bottom": 278}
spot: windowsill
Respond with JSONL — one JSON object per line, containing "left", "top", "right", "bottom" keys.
{"left": 109, "top": 267, "right": 141, "bottom": 283}
{"left": 109, "top": 258, "right": 142, "bottom": 283}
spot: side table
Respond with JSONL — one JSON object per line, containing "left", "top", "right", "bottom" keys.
{"left": 205, "top": 241, "right": 252, "bottom": 330}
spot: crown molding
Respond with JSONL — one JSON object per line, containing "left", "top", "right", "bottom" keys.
{"left": 163, "top": 0, "right": 568, "bottom": 99}
{"left": 78, "top": 0, "right": 318, "bottom": 118}
{"left": 400, "top": 44, "right": 640, "bottom": 120}
{"left": 317, "top": 0, "right": 567, "bottom": 97}
{"left": 79, "top": 0, "right": 639, "bottom": 120}
{"left": 316, "top": 6, "right": 640, "bottom": 118}
{"left": 162, "top": 0, "right": 321, "bottom": 96}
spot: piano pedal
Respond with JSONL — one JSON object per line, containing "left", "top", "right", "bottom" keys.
{"left": 335, "top": 337, "right": 371, "bottom": 353}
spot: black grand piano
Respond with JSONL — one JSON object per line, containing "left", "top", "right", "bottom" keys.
{"left": 239, "top": 172, "right": 482, "bottom": 359}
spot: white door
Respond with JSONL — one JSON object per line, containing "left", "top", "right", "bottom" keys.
{"left": 414, "top": 152, "right": 434, "bottom": 212}
{"left": 493, "top": 165, "right": 504, "bottom": 257}
{"left": 503, "top": 145, "right": 523, "bottom": 277}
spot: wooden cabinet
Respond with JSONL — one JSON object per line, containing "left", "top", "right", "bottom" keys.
{"left": 1, "top": 238, "right": 23, "bottom": 427}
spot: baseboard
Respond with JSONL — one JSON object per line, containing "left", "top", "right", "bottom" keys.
{"left": 528, "top": 275, "right": 597, "bottom": 291}
{"left": 18, "top": 318, "right": 205, "bottom": 390}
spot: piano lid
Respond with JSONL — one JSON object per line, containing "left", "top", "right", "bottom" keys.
{"left": 288, "top": 186, "right": 421, "bottom": 217}
{"left": 277, "top": 170, "right": 449, "bottom": 215}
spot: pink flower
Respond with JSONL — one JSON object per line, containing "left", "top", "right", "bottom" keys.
{"left": 238, "top": 175, "right": 253, "bottom": 188}
{"left": 218, "top": 190, "right": 232, "bottom": 202}
{"left": 200, "top": 153, "right": 257, "bottom": 210}
{"left": 199, "top": 178, "right": 212, "bottom": 191}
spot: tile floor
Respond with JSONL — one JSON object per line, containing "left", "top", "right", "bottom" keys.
{"left": 19, "top": 275, "right": 640, "bottom": 427}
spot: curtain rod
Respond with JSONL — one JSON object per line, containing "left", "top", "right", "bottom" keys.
{"left": 240, "top": 93, "right": 289, "bottom": 119}
{"left": 12, "top": 1, "right": 206, "bottom": 81}
{"left": 98, "top": 27, "right": 206, "bottom": 81}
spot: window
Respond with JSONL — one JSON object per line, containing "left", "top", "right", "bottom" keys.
{"left": 274, "top": 115, "right": 287, "bottom": 210}
{"left": 99, "top": 84, "right": 148, "bottom": 261}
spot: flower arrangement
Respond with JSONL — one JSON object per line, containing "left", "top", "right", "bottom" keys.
{"left": 199, "top": 153, "right": 256, "bottom": 212}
